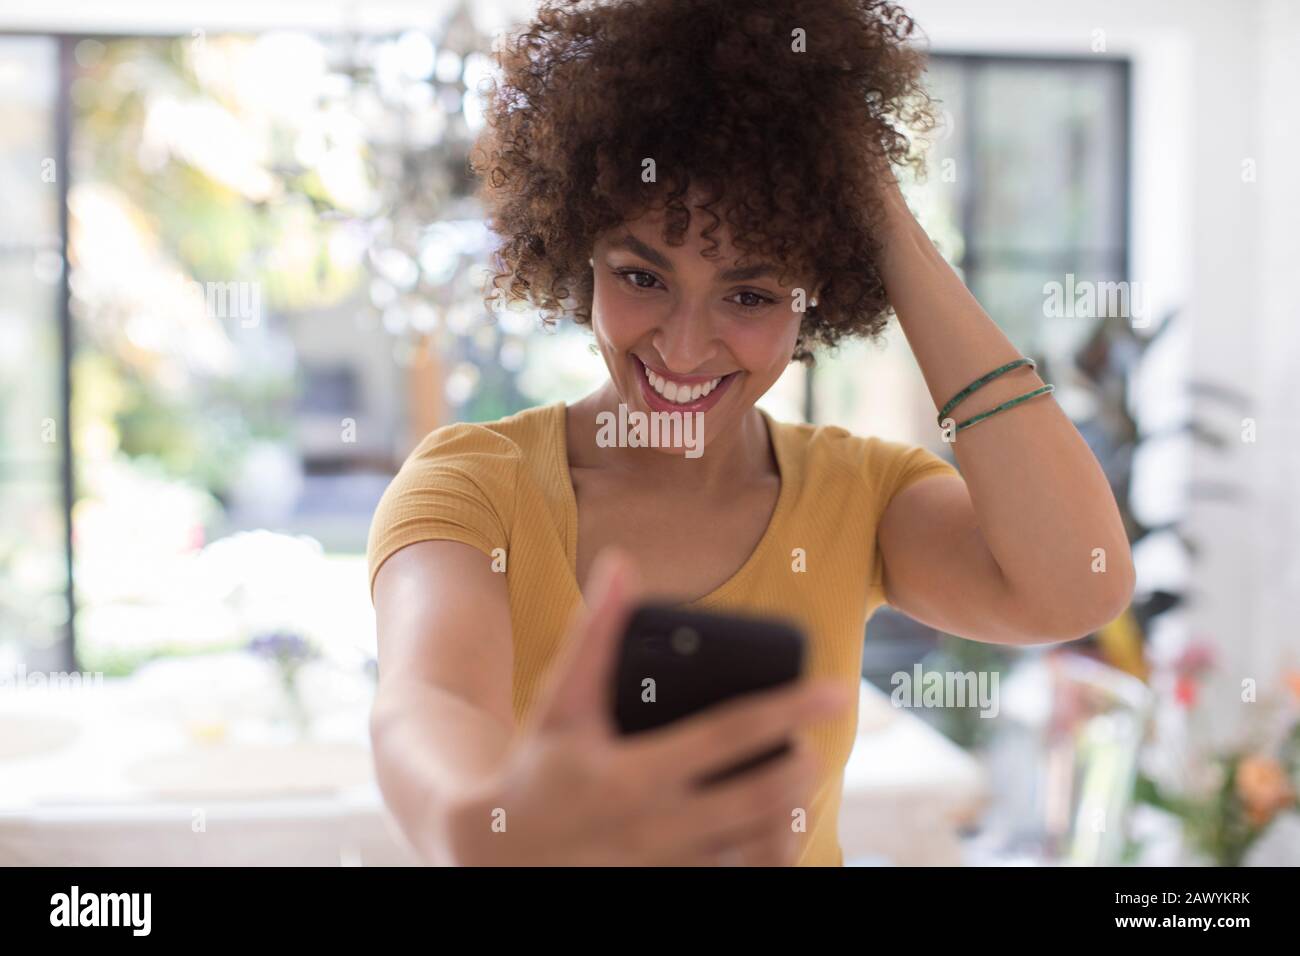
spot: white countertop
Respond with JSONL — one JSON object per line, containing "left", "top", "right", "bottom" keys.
{"left": 0, "top": 663, "right": 985, "bottom": 866}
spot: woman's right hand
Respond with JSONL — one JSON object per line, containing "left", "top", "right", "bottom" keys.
{"left": 442, "top": 548, "right": 855, "bottom": 866}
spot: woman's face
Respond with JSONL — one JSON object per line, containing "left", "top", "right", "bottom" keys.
{"left": 589, "top": 203, "right": 814, "bottom": 454}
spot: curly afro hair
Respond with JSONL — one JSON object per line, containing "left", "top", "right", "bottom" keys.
{"left": 470, "top": 0, "right": 935, "bottom": 363}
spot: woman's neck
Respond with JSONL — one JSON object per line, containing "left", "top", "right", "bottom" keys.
{"left": 565, "top": 381, "right": 776, "bottom": 496}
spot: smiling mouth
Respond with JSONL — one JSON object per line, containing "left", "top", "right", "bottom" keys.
{"left": 632, "top": 355, "right": 738, "bottom": 412}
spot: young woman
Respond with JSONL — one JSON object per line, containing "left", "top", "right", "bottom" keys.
{"left": 367, "top": 0, "right": 1134, "bottom": 867}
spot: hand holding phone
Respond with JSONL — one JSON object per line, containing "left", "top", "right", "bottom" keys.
{"left": 443, "top": 549, "right": 852, "bottom": 866}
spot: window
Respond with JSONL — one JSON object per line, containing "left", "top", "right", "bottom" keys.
{"left": 810, "top": 53, "right": 1130, "bottom": 444}
{"left": 1, "top": 36, "right": 1130, "bottom": 673}
{"left": 0, "top": 36, "right": 71, "bottom": 673}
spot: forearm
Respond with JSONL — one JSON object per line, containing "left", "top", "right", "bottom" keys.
{"left": 369, "top": 680, "right": 515, "bottom": 864}
{"left": 877, "top": 185, "right": 1134, "bottom": 627}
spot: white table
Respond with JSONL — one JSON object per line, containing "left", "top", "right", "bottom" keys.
{"left": 0, "top": 670, "right": 984, "bottom": 866}
{"left": 840, "top": 680, "right": 988, "bottom": 865}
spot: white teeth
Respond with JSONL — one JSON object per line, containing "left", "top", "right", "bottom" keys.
{"left": 641, "top": 360, "right": 723, "bottom": 404}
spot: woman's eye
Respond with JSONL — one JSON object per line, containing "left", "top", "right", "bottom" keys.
{"left": 612, "top": 269, "right": 773, "bottom": 310}
{"left": 731, "top": 290, "right": 775, "bottom": 309}
{"left": 614, "top": 269, "right": 661, "bottom": 290}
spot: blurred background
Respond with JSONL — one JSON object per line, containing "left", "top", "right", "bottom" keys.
{"left": 1, "top": 0, "right": 1297, "bottom": 866}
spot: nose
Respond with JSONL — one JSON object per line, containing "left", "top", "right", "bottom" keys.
{"left": 652, "top": 298, "right": 719, "bottom": 374}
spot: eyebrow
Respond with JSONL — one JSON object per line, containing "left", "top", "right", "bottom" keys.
{"left": 608, "top": 234, "right": 781, "bottom": 283}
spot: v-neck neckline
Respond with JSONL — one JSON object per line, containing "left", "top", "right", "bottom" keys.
{"left": 551, "top": 399, "right": 791, "bottom": 611}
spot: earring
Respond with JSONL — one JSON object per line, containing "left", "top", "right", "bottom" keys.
{"left": 588, "top": 257, "right": 594, "bottom": 268}
{"left": 809, "top": 296, "right": 818, "bottom": 308}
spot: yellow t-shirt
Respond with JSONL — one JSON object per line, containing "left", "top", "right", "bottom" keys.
{"left": 367, "top": 399, "right": 960, "bottom": 866}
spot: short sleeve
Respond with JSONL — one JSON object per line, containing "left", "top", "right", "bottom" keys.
{"left": 366, "top": 422, "right": 519, "bottom": 603}
{"left": 884, "top": 441, "right": 961, "bottom": 501}
{"left": 861, "top": 437, "right": 961, "bottom": 597}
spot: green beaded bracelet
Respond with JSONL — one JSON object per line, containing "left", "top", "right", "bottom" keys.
{"left": 949, "top": 384, "right": 1056, "bottom": 432}
{"left": 937, "top": 357, "right": 1037, "bottom": 426}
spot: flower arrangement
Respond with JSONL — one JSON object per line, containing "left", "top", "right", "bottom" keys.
{"left": 247, "top": 629, "right": 319, "bottom": 738}
{"left": 1133, "top": 640, "right": 1300, "bottom": 866}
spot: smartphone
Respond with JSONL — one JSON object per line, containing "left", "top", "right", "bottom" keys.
{"left": 612, "top": 602, "right": 806, "bottom": 788}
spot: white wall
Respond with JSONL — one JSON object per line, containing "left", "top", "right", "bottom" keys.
{"left": 1248, "top": 0, "right": 1300, "bottom": 713}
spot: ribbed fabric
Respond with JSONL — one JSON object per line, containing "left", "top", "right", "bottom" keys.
{"left": 367, "top": 400, "right": 960, "bottom": 866}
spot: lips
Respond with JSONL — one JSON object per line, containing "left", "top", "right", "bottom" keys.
{"left": 633, "top": 355, "right": 737, "bottom": 414}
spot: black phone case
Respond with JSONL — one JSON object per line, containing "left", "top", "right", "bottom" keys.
{"left": 612, "top": 603, "right": 806, "bottom": 787}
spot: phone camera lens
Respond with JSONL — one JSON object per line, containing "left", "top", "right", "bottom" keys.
{"left": 670, "top": 626, "right": 700, "bottom": 655}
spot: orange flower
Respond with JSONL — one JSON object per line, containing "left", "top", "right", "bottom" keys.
{"left": 1284, "top": 670, "right": 1300, "bottom": 702}
{"left": 1236, "top": 755, "right": 1295, "bottom": 828}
